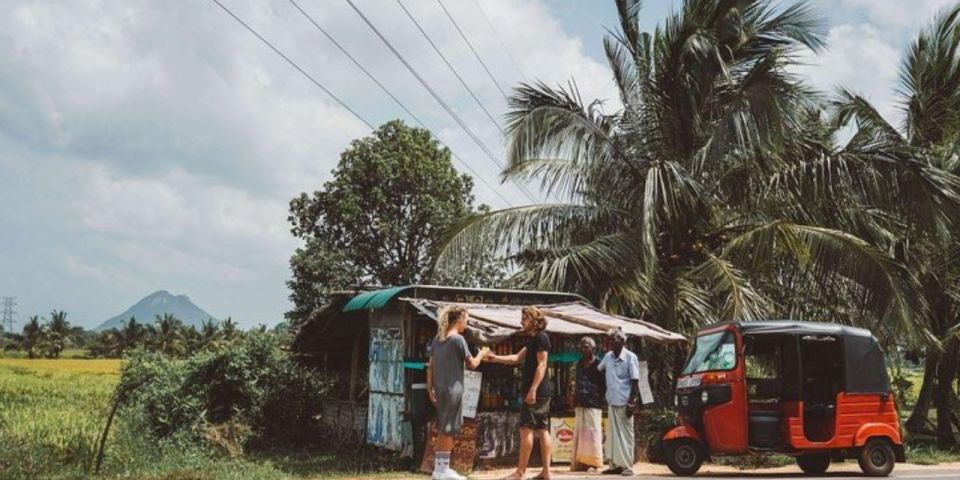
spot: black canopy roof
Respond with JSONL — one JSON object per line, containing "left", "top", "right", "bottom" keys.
{"left": 722, "top": 320, "right": 873, "bottom": 338}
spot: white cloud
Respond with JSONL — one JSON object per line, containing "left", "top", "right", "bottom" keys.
{"left": 795, "top": 24, "right": 903, "bottom": 125}
{"left": 839, "top": 0, "right": 954, "bottom": 30}
{"left": 0, "top": 0, "right": 612, "bottom": 327}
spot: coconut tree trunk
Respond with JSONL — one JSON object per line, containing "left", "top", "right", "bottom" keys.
{"left": 935, "top": 337, "right": 959, "bottom": 448}
{"left": 906, "top": 352, "right": 938, "bottom": 434}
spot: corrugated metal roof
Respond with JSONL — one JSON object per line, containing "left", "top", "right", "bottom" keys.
{"left": 403, "top": 298, "right": 687, "bottom": 344}
{"left": 342, "top": 286, "right": 410, "bottom": 312}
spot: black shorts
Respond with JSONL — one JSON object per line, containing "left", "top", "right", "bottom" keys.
{"left": 519, "top": 397, "right": 551, "bottom": 430}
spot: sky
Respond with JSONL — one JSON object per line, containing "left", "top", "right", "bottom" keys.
{"left": 0, "top": 0, "right": 955, "bottom": 329}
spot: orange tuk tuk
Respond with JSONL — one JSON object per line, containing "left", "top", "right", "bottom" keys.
{"left": 662, "top": 321, "right": 904, "bottom": 477}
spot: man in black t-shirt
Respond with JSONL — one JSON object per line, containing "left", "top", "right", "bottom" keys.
{"left": 485, "top": 306, "right": 552, "bottom": 480}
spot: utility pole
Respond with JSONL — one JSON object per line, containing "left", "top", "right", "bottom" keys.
{"left": 1, "top": 297, "right": 16, "bottom": 334}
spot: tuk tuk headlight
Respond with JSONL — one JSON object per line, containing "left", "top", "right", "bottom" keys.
{"left": 700, "top": 390, "right": 709, "bottom": 404}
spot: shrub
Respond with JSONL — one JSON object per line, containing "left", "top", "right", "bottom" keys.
{"left": 119, "top": 331, "right": 331, "bottom": 453}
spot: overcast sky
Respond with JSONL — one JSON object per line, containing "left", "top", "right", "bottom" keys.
{"left": 0, "top": 0, "right": 955, "bottom": 329}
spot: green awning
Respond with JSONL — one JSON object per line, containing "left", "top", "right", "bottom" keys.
{"left": 342, "top": 286, "right": 411, "bottom": 312}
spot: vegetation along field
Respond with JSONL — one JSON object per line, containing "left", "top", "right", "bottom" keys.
{"left": 0, "top": 352, "right": 413, "bottom": 480}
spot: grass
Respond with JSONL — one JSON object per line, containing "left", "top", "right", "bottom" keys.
{"left": 0, "top": 357, "right": 419, "bottom": 479}
{"left": 0, "top": 357, "right": 120, "bottom": 479}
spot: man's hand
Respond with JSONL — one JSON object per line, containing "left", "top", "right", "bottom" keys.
{"left": 626, "top": 402, "right": 637, "bottom": 418}
{"left": 524, "top": 390, "right": 537, "bottom": 405}
{"left": 429, "top": 389, "right": 437, "bottom": 406}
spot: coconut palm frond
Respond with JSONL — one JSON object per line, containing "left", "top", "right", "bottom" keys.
{"left": 725, "top": 221, "right": 928, "bottom": 343}
{"left": 832, "top": 88, "right": 904, "bottom": 147}
{"left": 898, "top": 4, "right": 960, "bottom": 147}
{"left": 514, "top": 231, "right": 644, "bottom": 293}
{"left": 748, "top": 0, "right": 826, "bottom": 53}
{"left": 434, "top": 203, "right": 631, "bottom": 274}
{"left": 505, "top": 83, "right": 618, "bottom": 167}
{"left": 686, "top": 254, "right": 771, "bottom": 323}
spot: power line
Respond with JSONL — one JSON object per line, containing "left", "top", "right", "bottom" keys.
{"left": 395, "top": 0, "right": 503, "bottom": 134}
{"left": 284, "top": 0, "right": 512, "bottom": 207}
{"left": 207, "top": 0, "right": 512, "bottom": 207}
{"left": 343, "top": 0, "right": 537, "bottom": 203}
{"left": 209, "top": 0, "right": 372, "bottom": 129}
{"left": 470, "top": 0, "right": 527, "bottom": 80}
{"left": 435, "top": 0, "right": 509, "bottom": 98}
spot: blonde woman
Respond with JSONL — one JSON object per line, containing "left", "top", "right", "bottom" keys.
{"left": 427, "top": 306, "right": 488, "bottom": 480}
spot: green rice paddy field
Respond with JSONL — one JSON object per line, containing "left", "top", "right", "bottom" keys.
{"left": 0, "top": 357, "right": 407, "bottom": 480}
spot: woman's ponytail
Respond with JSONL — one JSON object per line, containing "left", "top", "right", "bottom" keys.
{"left": 436, "top": 306, "right": 468, "bottom": 341}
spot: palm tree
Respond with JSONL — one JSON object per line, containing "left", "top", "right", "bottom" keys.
{"left": 220, "top": 317, "right": 241, "bottom": 343}
{"left": 819, "top": 5, "right": 960, "bottom": 446}
{"left": 21, "top": 316, "right": 42, "bottom": 359}
{"left": 438, "top": 0, "right": 930, "bottom": 342}
{"left": 149, "top": 314, "right": 186, "bottom": 356}
{"left": 95, "top": 317, "right": 149, "bottom": 357}
{"left": 46, "top": 310, "right": 72, "bottom": 357}
{"left": 195, "top": 319, "right": 222, "bottom": 351}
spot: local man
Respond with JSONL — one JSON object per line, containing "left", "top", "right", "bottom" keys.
{"left": 571, "top": 336, "right": 605, "bottom": 471}
{"left": 597, "top": 328, "right": 640, "bottom": 476}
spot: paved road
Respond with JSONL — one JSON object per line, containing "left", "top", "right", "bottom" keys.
{"left": 652, "top": 469, "right": 960, "bottom": 479}
{"left": 524, "top": 472, "right": 960, "bottom": 479}
{"left": 475, "top": 465, "right": 960, "bottom": 480}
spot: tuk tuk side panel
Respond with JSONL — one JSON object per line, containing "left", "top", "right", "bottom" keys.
{"left": 786, "top": 393, "right": 900, "bottom": 450}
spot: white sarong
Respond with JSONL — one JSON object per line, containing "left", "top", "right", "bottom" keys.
{"left": 605, "top": 405, "right": 635, "bottom": 470}
{"left": 571, "top": 406, "right": 604, "bottom": 470}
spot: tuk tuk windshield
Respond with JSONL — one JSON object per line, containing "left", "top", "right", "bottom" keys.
{"left": 682, "top": 331, "right": 736, "bottom": 374}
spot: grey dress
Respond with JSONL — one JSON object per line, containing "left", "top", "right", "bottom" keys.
{"left": 430, "top": 333, "right": 469, "bottom": 434}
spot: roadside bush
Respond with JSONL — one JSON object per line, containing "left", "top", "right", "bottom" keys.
{"left": 119, "top": 331, "right": 330, "bottom": 453}
{"left": 637, "top": 406, "right": 677, "bottom": 462}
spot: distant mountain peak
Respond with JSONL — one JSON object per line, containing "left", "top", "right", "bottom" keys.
{"left": 95, "top": 290, "right": 218, "bottom": 331}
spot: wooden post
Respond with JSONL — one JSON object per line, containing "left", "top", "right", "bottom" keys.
{"left": 94, "top": 394, "right": 121, "bottom": 474}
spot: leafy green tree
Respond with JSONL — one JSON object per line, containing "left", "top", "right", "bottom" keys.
{"left": 287, "top": 120, "right": 489, "bottom": 326}
{"left": 438, "top": 0, "right": 933, "bottom": 343}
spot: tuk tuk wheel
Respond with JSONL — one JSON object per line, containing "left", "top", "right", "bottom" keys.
{"left": 858, "top": 438, "right": 895, "bottom": 477}
{"left": 796, "top": 453, "right": 830, "bottom": 475}
{"left": 665, "top": 439, "right": 704, "bottom": 476}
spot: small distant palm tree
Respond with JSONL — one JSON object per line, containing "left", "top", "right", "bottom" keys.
{"left": 21, "top": 316, "right": 42, "bottom": 359}
{"left": 195, "top": 319, "right": 222, "bottom": 351}
{"left": 101, "top": 317, "right": 149, "bottom": 357}
{"left": 149, "top": 314, "right": 186, "bottom": 356}
{"left": 220, "top": 317, "right": 241, "bottom": 343}
{"left": 47, "top": 310, "right": 73, "bottom": 354}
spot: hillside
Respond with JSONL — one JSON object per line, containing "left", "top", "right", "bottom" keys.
{"left": 94, "top": 290, "right": 218, "bottom": 331}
